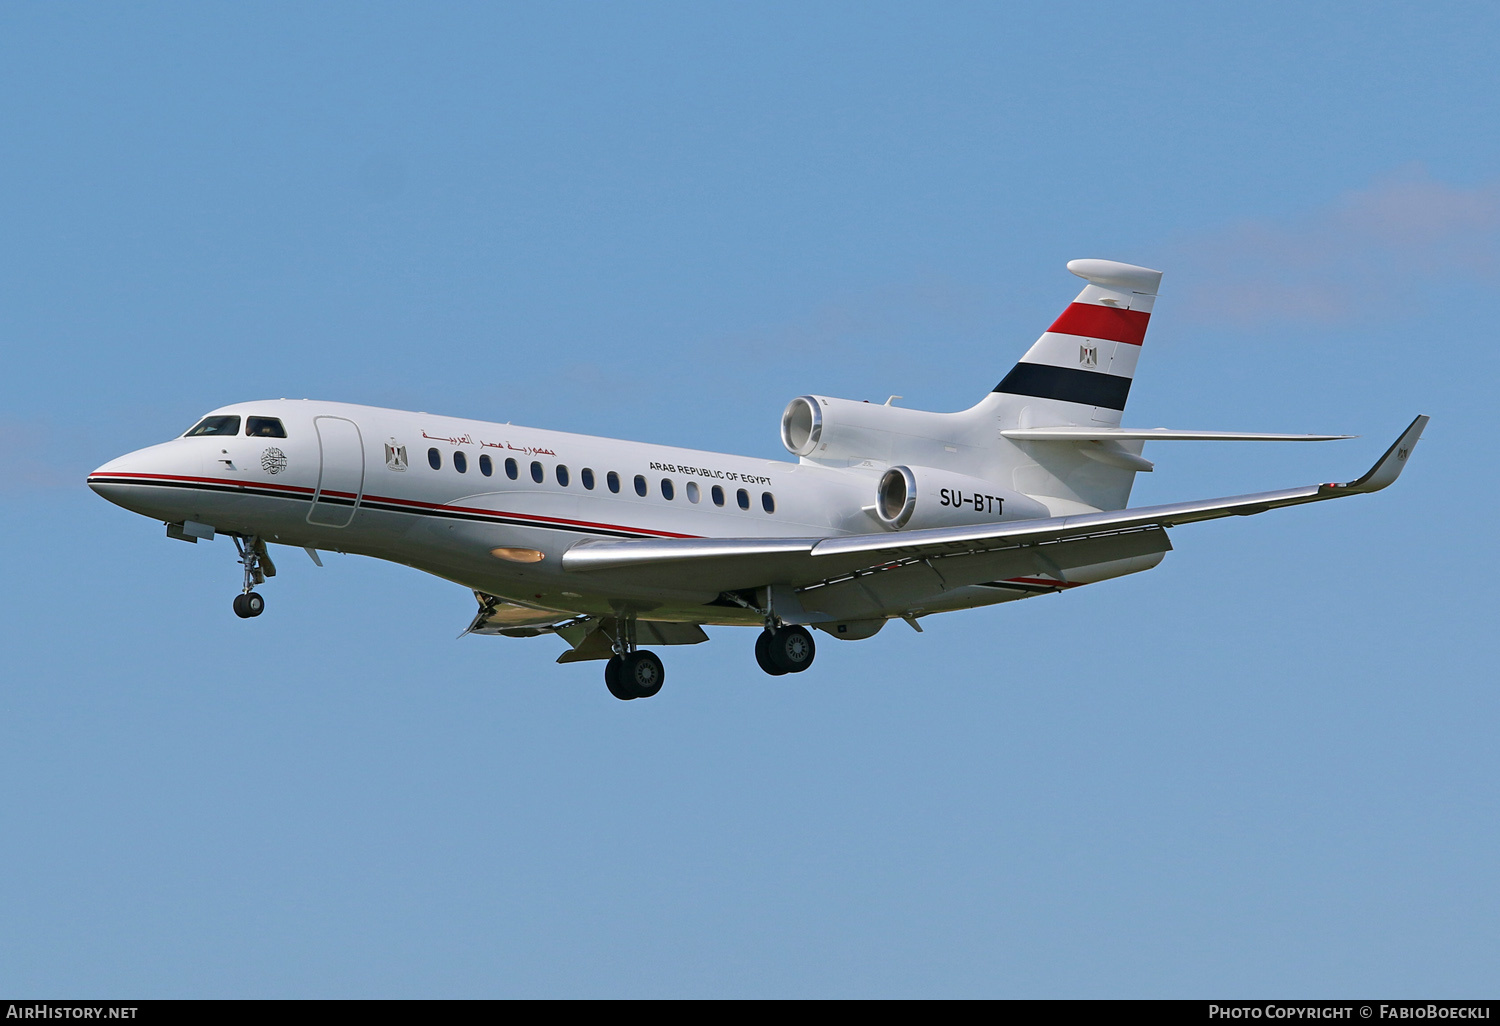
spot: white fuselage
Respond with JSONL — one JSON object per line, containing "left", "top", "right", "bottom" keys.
{"left": 88, "top": 398, "right": 1154, "bottom": 627}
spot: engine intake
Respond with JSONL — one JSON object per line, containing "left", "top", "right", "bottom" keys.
{"left": 873, "top": 465, "right": 1049, "bottom": 531}
{"left": 780, "top": 394, "right": 979, "bottom": 466}
{"left": 780, "top": 396, "right": 823, "bottom": 456}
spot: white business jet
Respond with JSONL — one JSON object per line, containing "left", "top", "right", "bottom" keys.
{"left": 89, "top": 259, "right": 1427, "bottom": 700}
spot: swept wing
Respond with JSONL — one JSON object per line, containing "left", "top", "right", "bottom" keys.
{"left": 561, "top": 416, "right": 1428, "bottom": 596}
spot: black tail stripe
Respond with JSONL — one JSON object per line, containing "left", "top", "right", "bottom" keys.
{"left": 993, "top": 363, "right": 1132, "bottom": 410}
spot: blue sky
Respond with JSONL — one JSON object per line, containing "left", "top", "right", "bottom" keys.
{"left": 2, "top": 2, "right": 1497, "bottom": 997}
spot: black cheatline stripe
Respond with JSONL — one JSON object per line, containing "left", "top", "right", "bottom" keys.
{"left": 96, "top": 477, "right": 655, "bottom": 540}
{"left": 992, "top": 363, "right": 1132, "bottom": 410}
{"left": 91, "top": 476, "right": 309, "bottom": 502}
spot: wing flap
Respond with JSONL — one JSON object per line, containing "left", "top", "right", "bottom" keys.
{"left": 562, "top": 536, "right": 817, "bottom": 572}
{"left": 463, "top": 591, "right": 581, "bottom": 635}
{"left": 1002, "top": 427, "right": 1355, "bottom": 441}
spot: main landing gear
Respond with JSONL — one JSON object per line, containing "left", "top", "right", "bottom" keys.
{"left": 606, "top": 651, "right": 664, "bottom": 701}
{"left": 604, "top": 616, "right": 665, "bottom": 701}
{"left": 755, "top": 624, "right": 816, "bottom": 676}
{"left": 231, "top": 535, "right": 274, "bottom": 619}
{"left": 599, "top": 613, "right": 818, "bottom": 700}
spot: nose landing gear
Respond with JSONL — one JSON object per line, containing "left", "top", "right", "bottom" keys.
{"left": 230, "top": 535, "right": 275, "bottom": 619}
{"left": 232, "top": 592, "right": 265, "bottom": 618}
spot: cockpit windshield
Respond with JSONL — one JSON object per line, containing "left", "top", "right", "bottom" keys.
{"left": 246, "top": 417, "right": 286, "bottom": 438}
{"left": 184, "top": 415, "right": 241, "bottom": 437}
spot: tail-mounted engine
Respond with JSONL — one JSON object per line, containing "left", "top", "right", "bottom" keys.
{"left": 781, "top": 394, "right": 981, "bottom": 467}
{"left": 873, "top": 465, "right": 1050, "bottom": 531}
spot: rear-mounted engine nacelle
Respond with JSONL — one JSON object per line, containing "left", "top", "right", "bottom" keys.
{"left": 874, "top": 465, "right": 1049, "bottom": 531}
{"left": 781, "top": 394, "right": 972, "bottom": 465}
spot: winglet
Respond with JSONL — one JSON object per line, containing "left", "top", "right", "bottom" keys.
{"left": 1323, "top": 415, "right": 1429, "bottom": 495}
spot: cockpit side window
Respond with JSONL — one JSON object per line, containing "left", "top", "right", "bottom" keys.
{"left": 184, "top": 415, "right": 241, "bottom": 437}
{"left": 245, "top": 417, "right": 287, "bottom": 438}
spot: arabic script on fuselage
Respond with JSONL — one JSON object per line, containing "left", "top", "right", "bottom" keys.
{"left": 420, "top": 430, "right": 555, "bottom": 457}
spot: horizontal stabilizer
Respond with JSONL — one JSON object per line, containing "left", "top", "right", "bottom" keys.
{"left": 1003, "top": 427, "right": 1355, "bottom": 442}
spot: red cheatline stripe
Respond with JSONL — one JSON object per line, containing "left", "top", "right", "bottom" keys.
{"left": 87, "top": 472, "right": 701, "bottom": 539}
{"left": 1047, "top": 303, "right": 1150, "bottom": 346}
{"left": 1005, "top": 576, "right": 1084, "bottom": 589}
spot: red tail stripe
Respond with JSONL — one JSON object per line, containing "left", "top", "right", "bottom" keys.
{"left": 1047, "top": 303, "right": 1150, "bottom": 346}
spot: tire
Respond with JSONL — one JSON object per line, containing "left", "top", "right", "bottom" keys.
{"left": 604, "top": 655, "right": 635, "bottom": 701}
{"left": 621, "top": 650, "right": 664, "bottom": 698}
{"left": 767, "top": 625, "right": 815, "bottom": 674}
{"left": 243, "top": 591, "right": 265, "bottom": 617}
{"left": 232, "top": 594, "right": 252, "bottom": 619}
{"left": 755, "top": 630, "right": 788, "bottom": 676}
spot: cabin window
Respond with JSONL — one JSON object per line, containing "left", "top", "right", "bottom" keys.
{"left": 531, "top": 461, "right": 544, "bottom": 483}
{"left": 661, "top": 479, "right": 675, "bottom": 500}
{"left": 453, "top": 451, "right": 468, "bottom": 474}
{"left": 581, "top": 468, "right": 595, "bottom": 490}
{"left": 185, "top": 415, "right": 241, "bottom": 437}
{"left": 479, "top": 454, "right": 493, "bottom": 477}
{"left": 633, "top": 475, "right": 648, "bottom": 497}
{"left": 607, "top": 471, "right": 621, "bottom": 493}
{"left": 686, "top": 482, "right": 700, "bottom": 503}
{"left": 762, "top": 492, "right": 776, "bottom": 514}
{"left": 556, "top": 465, "right": 570, "bottom": 487}
{"left": 428, "top": 447, "right": 442, "bottom": 470}
{"left": 737, "top": 488, "right": 750, "bottom": 510}
{"left": 245, "top": 417, "right": 286, "bottom": 438}
{"left": 505, "top": 457, "right": 519, "bottom": 480}
{"left": 711, "top": 485, "right": 725, "bottom": 507}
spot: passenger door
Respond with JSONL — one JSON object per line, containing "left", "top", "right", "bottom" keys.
{"left": 307, "top": 416, "right": 365, "bottom": 528}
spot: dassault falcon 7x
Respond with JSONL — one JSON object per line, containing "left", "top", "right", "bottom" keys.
{"left": 90, "top": 259, "right": 1427, "bottom": 700}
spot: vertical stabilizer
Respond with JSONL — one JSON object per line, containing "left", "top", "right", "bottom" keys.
{"left": 978, "top": 259, "right": 1163, "bottom": 512}
{"left": 993, "top": 258, "right": 1161, "bottom": 428}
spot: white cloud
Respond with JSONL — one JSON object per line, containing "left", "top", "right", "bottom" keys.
{"left": 1168, "top": 168, "right": 1500, "bottom": 326}
{"left": 0, "top": 418, "right": 84, "bottom": 493}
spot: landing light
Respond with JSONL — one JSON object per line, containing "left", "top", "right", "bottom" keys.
{"left": 490, "top": 547, "right": 546, "bottom": 563}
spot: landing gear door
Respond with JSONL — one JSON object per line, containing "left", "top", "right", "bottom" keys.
{"left": 307, "top": 416, "right": 365, "bottom": 528}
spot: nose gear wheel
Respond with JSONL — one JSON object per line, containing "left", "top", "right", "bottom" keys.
{"left": 233, "top": 592, "right": 265, "bottom": 618}
{"left": 230, "top": 535, "right": 275, "bottom": 618}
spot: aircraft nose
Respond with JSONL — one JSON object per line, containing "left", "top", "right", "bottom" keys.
{"left": 88, "top": 451, "right": 146, "bottom": 508}
{"left": 87, "top": 440, "right": 185, "bottom": 514}
{"left": 89, "top": 452, "right": 130, "bottom": 482}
